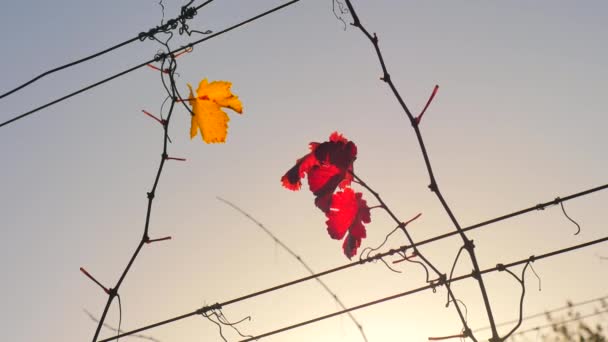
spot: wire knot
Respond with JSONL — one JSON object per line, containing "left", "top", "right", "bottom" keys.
{"left": 166, "top": 19, "right": 178, "bottom": 30}
{"left": 145, "top": 27, "right": 160, "bottom": 40}
{"left": 496, "top": 263, "right": 506, "bottom": 271}
{"left": 430, "top": 274, "right": 447, "bottom": 293}
{"left": 197, "top": 302, "right": 223, "bottom": 315}
{"left": 436, "top": 274, "right": 447, "bottom": 286}
{"left": 180, "top": 6, "right": 198, "bottom": 20}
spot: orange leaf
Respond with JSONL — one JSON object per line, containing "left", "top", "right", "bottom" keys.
{"left": 187, "top": 78, "right": 243, "bottom": 144}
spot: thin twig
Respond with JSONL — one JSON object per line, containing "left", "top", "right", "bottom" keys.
{"left": 216, "top": 196, "right": 369, "bottom": 342}
{"left": 352, "top": 171, "right": 474, "bottom": 341}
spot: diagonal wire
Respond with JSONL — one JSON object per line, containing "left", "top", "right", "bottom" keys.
{"left": 94, "top": 180, "right": 608, "bottom": 340}
{"left": 93, "top": 182, "right": 608, "bottom": 340}
{"left": 97, "top": 230, "right": 608, "bottom": 341}
{"left": 216, "top": 196, "right": 369, "bottom": 342}
{"left": 0, "top": 35, "right": 140, "bottom": 100}
{"left": 238, "top": 235, "right": 608, "bottom": 342}
{"left": 0, "top": 0, "right": 216, "bottom": 100}
{"left": 421, "top": 183, "right": 608, "bottom": 251}
{"left": 0, "top": 0, "right": 301, "bottom": 129}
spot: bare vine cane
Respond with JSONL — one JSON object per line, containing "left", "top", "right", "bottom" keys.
{"left": 342, "top": 1, "right": 499, "bottom": 340}
{"left": 84, "top": 55, "right": 177, "bottom": 342}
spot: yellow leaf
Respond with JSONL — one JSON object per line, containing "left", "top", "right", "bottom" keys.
{"left": 187, "top": 78, "right": 243, "bottom": 143}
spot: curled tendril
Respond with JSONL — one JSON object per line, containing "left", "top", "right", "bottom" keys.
{"left": 378, "top": 256, "right": 402, "bottom": 273}
{"left": 446, "top": 246, "right": 466, "bottom": 305}
{"left": 557, "top": 198, "right": 581, "bottom": 235}
{"left": 359, "top": 224, "right": 402, "bottom": 260}
{"left": 332, "top": 0, "right": 349, "bottom": 30}
{"left": 201, "top": 308, "right": 253, "bottom": 341}
{"left": 404, "top": 253, "right": 431, "bottom": 283}
{"left": 447, "top": 298, "right": 468, "bottom": 323}
{"left": 528, "top": 262, "right": 542, "bottom": 291}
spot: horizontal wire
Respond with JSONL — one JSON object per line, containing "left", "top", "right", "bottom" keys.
{"left": 239, "top": 235, "right": 608, "bottom": 341}
{"left": 474, "top": 294, "right": 608, "bottom": 332}
{"left": 0, "top": 0, "right": 215, "bottom": 100}
{"left": 0, "top": 0, "right": 301, "bottom": 129}
{"left": 97, "top": 182, "right": 608, "bottom": 342}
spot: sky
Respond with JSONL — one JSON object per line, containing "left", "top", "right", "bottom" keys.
{"left": 1, "top": 0, "right": 607, "bottom": 341}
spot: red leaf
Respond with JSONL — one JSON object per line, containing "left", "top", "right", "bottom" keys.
{"left": 308, "top": 164, "right": 341, "bottom": 194}
{"left": 325, "top": 188, "right": 371, "bottom": 259}
{"left": 281, "top": 153, "right": 318, "bottom": 191}
{"left": 282, "top": 132, "right": 367, "bottom": 259}
{"left": 343, "top": 233, "right": 362, "bottom": 259}
{"left": 314, "top": 136, "right": 357, "bottom": 171}
{"left": 326, "top": 188, "right": 358, "bottom": 240}
{"left": 281, "top": 132, "right": 358, "bottom": 212}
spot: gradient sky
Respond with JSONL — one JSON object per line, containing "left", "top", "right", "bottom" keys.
{"left": 1, "top": 1, "right": 607, "bottom": 341}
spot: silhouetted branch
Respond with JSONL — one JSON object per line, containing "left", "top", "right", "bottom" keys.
{"left": 90, "top": 40, "right": 180, "bottom": 342}
{"left": 352, "top": 171, "right": 474, "bottom": 340}
{"left": 342, "top": 1, "right": 499, "bottom": 339}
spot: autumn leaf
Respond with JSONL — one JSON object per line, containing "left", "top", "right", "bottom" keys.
{"left": 282, "top": 132, "right": 372, "bottom": 258}
{"left": 326, "top": 187, "right": 371, "bottom": 259}
{"left": 187, "top": 78, "right": 243, "bottom": 143}
{"left": 281, "top": 132, "right": 357, "bottom": 212}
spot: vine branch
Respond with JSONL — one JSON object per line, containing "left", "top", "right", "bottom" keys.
{"left": 343, "top": 0, "right": 499, "bottom": 339}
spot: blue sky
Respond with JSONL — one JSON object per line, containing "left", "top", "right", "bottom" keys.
{"left": 1, "top": 1, "right": 607, "bottom": 341}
